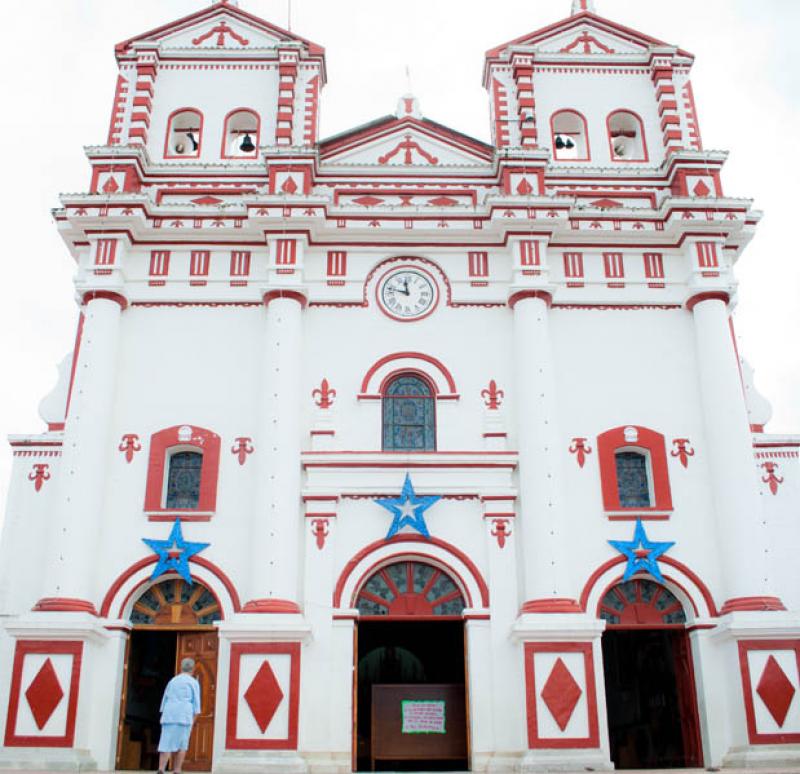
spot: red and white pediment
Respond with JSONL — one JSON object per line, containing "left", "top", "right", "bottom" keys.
{"left": 116, "top": 2, "right": 324, "bottom": 56}
{"left": 485, "top": 13, "right": 692, "bottom": 65}
{"left": 320, "top": 118, "right": 493, "bottom": 169}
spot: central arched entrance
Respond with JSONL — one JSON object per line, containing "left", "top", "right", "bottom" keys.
{"left": 355, "top": 559, "right": 469, "bottom": 772}
{"left": 599, "top": 578, "right": 703, "bottom": 769}
{"left": 116, "top": 577, "right": 220, "bottom": 772}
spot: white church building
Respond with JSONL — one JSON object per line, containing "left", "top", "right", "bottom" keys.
{"left": 0, "top": 0, "right": 799, "bottom": 771}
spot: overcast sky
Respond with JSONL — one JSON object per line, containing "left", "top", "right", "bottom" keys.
{"left": 0, "top": 0, "right": 797, "bottom": 505}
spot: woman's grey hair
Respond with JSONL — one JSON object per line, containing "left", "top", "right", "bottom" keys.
{"left": 181, "top": 657, "right": 195, "bottom": 673}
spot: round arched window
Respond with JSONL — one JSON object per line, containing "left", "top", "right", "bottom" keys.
{"left": 599, "top": 579, "right": 686, "bottom": 626}
{"left": 356, "top": 561, "right": 465, "bottom": 617}
{"left": 130, "top": 578, "right": 221, "bottom": 626}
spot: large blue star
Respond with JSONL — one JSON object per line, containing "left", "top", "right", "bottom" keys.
{"left": 142, "top": 519, "right": 210, "bottom": 585}
{"left": 376, "top": 474, "right": 441, "bottom": 540}
{"left": 608, "top": 519, "right": 675, "bottom": 584}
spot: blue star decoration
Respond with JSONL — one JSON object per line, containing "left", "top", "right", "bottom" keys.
{"left": 142, "top": 519, "right": 210, "bottom": 585}
{"left": 376, "top": 474, "right": 441, "bottom": 540}
{"left": 608, "top": 519, "right": 675, "bottom": 584}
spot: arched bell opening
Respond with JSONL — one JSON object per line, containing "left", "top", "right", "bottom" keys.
{"left": 116, "top": 577, "right": 219, "bottom": 772}
{"left": 353, "top": 559, "right": 469, "bottom": 771}
{"left": 599, "top": 577, "right": 703, "bottom": 770}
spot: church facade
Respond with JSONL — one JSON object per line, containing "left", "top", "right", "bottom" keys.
{"left": 0, "top": 0, "right": 799, "bottom": 771}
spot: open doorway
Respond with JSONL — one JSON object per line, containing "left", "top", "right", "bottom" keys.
{"left": 600, "top": 579, "right": 702, "bottom": 769}
{"left": 116, "top": 578, "right": 220, "bottom": 772}
{"left": 353, "top": 560, "right": 469, "bottom": 772}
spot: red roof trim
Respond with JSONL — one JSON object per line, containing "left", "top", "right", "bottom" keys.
{"left": 484, "top": 11, "right": 692, "bottom": 63}
{"left": 319, "top": 116, "right": 493, "bottom": 162}
{"left": 115, "top": 0, "right": 324, "bottom": 60}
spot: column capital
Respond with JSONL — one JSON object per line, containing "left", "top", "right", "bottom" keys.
{"left": 81, "top": 289, "right": 129, "bottom": 310}
{"left": 685, "top": 290, "right": 729, "bottom": 312}
{"left": 262, "top": 288, "right": 308, "bottom": 308}
{"left": 508, "top": 289, "right": 552, "bottom": 309}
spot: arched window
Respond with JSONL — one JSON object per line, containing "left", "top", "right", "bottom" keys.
{"left": 615, "top": 450, "right": 651, "bottom": 508}
{"left": 164, "top": 108, "right": 203, "bottom": 159}
{"left": 599, "top": 579, "right": 686, "bottom": 626}
{"left": 356, "top": 560, "right": 465, "bottom": 617}
{"left": 607, "top": 110, "right": 648, "bottom": 162}
{"left": 166, "top": 451, "right": 203, "bottom": 509}
{"left": 144, "top": 425, "right": 221, "bottom": 516}
{"left": 221, "top": 108, "right": 260, "bottom": 158}
{"left": 382, "top": 373, "right": 435, "bottom": 451}
{"left": 130, "top": 578, "right": 221, "bottom": 625}
{"left": 597, "top": 425, "right": 672, "bottom": 513}
{"left": 551, "top": 109, "right": 590, "bottom": 161}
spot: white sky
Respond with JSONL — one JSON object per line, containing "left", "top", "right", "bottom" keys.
{"left": 0, "top": 0, "right": 798, "bottom": 506}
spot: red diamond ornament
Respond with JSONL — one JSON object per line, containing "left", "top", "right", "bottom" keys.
{"left": 25, "top": 658, "right": 65, "bottom": 730}
{"left": 540, "top": 657, "right": 582, "bottom": 731}
{"left": 756, "top": 655, "right": 796, "bottom": 727}
{"left": 244, "top": 660, "right": 284, "bottom": 733}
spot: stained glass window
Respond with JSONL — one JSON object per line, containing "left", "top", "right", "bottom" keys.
{"left": 382, "top": 374, "right": 435, "bottom": 451}
{"left": 166, "top": 451, "right": 202, "bottom": 509}
{"left": 615, "top": 451, "right": 650, "bottom": 508}
{"left": 599, "top": 579, "right": 686, "bottom": 626}
{"left": 356, "top": 561, "right": 465, "bottom": 617}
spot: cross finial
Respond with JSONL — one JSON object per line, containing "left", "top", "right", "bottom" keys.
{"left": 571, "top": 0, "right": 596, "bottom": 14}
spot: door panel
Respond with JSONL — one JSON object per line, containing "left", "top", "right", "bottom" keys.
{"left": 177, "top": 631, "right": 218, "bottom": 772}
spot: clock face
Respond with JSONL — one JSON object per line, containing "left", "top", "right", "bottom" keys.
{"left": 378, "top": 267, "right": 439, "bottom": 320}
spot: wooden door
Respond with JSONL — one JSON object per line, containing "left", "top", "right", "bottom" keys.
{"left": 176, "top": 631, "right": 218, "bottom": 772}
{"left": 672, "top": 631, "right": 703, "bottom": 767}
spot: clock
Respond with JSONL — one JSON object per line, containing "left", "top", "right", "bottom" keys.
{"left": 377, "top": 265, "right": 439, "bottom": 321}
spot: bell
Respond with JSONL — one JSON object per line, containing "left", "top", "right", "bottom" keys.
{"left": 555, "top": 135, "right": 566, "bottom": 150}
{"left": 239, "top": 133, "right": 255, "bottom": 152}
{"left": 565, "top": 137, "right": 575, "bottom": 149}
{"left": 186, "top": 132, "right": 199, "bottom": 151}
{"left": 174, "top": 142, "right": 185, "bottom": 154}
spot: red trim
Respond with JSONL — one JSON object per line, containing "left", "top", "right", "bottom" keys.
{"left": 738, "top": 639, "right": 800, "bottom": 744}
{"left": 521, "top": 598, "right": 582, "bottom": 614}
{"left": 524, "top": 642, "right": 600, "bottom": 749}
{"left": 144, "top": 425, "right": 220, "bottom": 514}
{"left": 262, "top": 289, "right": 308, "bottom": 308}
{"left": 99, "top": 554, "right": 242, "bottom": 617}
{"left": 579, "top": 555, "right": 716, "bottom": 618}
{"left": 550, "top": 109, "right": 591, "bottom": 161}
{"left": 360, "top": 352, "right": 458, "bottom": 395}
{"left": 241, "top": 599, "right": 301, "bottom": 613}
{"left": 32, "top": 598, "right": 97, "bottom": 615}
{"left": 4, "top": 640, "right": 83, "bottom": 748}
{"left": 597, "top": 425, "right": 672, "bottom": 512}
{"left": 333, "top": 535, "right": 489, "bottom": 609}
{"left": 164, "top": 108, "right": 204, "bottom": 159}
{"left": 64, "top": 313, "right": 85, "bottom": 420}
{"left": 606, "top": 109, "right": 650, "bottom": 163}
{"left": 225, "top": 642, "right": 301, "bottom": 749}
{"left": 721, "top": 596, "right": 786, "bottom": 614}
{"left": 81, "top": 290, "right": 128, "bottom": 310}
{"left": 220, "top": 108, "right": 261, "bottom": 160}
{"left": 685, "top": 291, "right": 730, "bottom": 311}
{"left": 508, "top": 289, "right": 552, "bottom": 309}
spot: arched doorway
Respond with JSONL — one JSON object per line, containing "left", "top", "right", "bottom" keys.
{"left": 355, "top": 560, "right": 469, "bottom": 771}
{"left": 599, "top": 579, "right": 703, "bottom": 769}
{"left": 116, "top": 577, "right": 220, "bottom": 772}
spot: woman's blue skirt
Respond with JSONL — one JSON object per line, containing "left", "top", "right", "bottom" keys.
{"left": 158, "top": 723, "right": 191, "bottom": 752}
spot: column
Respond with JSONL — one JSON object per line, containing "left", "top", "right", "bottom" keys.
{"left": 38, "top": 291, "right": 126, "bottom": 610}
{"left": 650, "top": 49, "right": 684, "bottom": 155}
{"left": 275, "top": 48, "right": 299, "bottom": 146}
{"left": 511, "top": 53, "right": 537, "bottom": 148}
{"left": 509, "top": 290, "right": 574, "bottom": 610}
{"left": 246, "top": 290, "right": 306, "bottom": 612}
{"left": 128, "top": 51, "right": 158, "bottom": 146}
{"left": 688, "top": 292, "right": 781, "bottom": 610}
